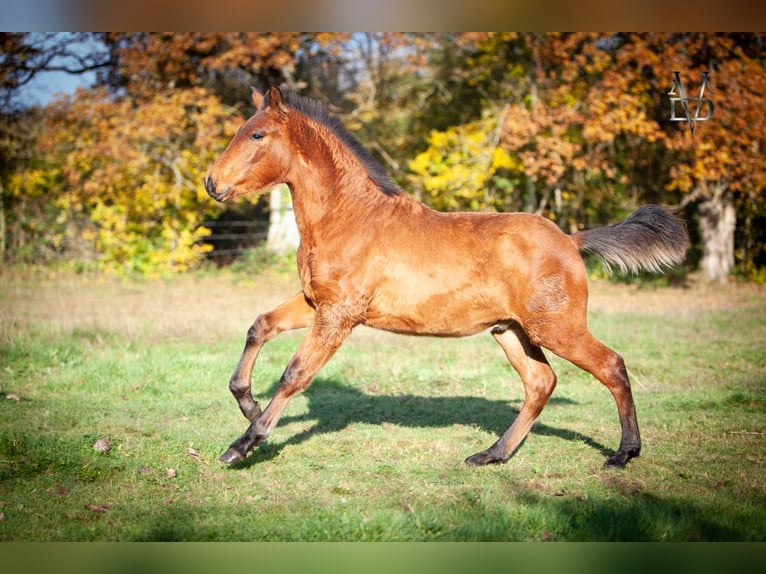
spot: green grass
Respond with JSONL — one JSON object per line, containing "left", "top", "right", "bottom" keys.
{"left": 0, "top": 270, "right": 764, "bottom": 541}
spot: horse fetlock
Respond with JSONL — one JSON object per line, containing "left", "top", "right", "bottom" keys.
{"left": 219, "top": 423, "right": 270, "bottom": 464}
{"left": 219, "top": 435, "right": 251, "bottom": 463}
{"left": 240, "top": 400, "right": 262, "bottom": 421}
{"left": 228, "top": 376, "right": 250, "bottom": 396}
{"left": 251, "top": 421, "right": 272, "bottom": 443}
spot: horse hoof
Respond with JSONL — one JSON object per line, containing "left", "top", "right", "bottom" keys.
{"left": 604, "top": 456, "right": 626, "bottom": 469}
{"left": 465, "top": 451, "right": 504, "bottom": 466}
{"left": 604, "top": 446, "right": 640, "bottom": 469}
{"left": 219, "top": 448, "right": 246, "bottom": 464}
{"left": 604, "top": 450, "right": 638, "bottom": 468}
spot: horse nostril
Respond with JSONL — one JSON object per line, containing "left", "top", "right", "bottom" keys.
{"left": 204, "top": 176, "right": 215, "bottom": 195}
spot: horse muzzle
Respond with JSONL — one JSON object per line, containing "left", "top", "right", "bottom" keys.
{"left": 204, "top": 176, "right": 233, "bottom": 202}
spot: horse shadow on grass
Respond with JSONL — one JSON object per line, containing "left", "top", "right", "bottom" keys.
{"left": 228, "top": 378, "right": 612, "bottom": 468}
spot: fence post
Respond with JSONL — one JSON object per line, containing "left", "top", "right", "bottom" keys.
{"left": 267, "top": 184, "right": 299, "bottom": 254}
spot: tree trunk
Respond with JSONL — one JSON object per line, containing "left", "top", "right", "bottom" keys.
{"left": 698, "top": 189, "right": 736, "bottom": 283}
{"left": 266, "top": 184, "right": 300, "bottom": 254}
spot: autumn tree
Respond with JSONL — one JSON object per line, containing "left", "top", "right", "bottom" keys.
{"left": 100, "top": 33, "right": 345, "bottom": 256}
{"left": 661, "top": 34, "right": 765, "bottom": 282}
{"left": 2, "top": 33, "right": 321, "bottom": 269}
{"left": 409, "top": 109, "right": 517, "bottom": 210}
{"left": 1, "top": 105, "right": 48, "bottom": 262}
{"left": 410, "top": 34, "right": 623, "bottom": 229}
{"left": 586, "top": 32, "right": 765, "bottom": 281}
{"left": 328, "top": 33, "right": 443, "bottom": 179}
{"left": 409, "top": 32, "right": 765, "bottom": 281}
{"left": 1, "top": 33, "right": 113, "bottom": 261}
{"left": 5, "top": 85, "right": 239, "bottom": 275}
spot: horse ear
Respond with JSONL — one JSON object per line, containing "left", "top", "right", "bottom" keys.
{"left": 267, "top": 85, "right": 288, "bottom": 115}
{"left": 251, "top": 87, "right": 265, "bottom": 110}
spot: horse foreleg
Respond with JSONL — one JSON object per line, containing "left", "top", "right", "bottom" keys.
{"left": 466, "top": 323, "right": 557, "bottom": 466}
{"left": 220, "top": 305, "right": 353, "bottom": 464}
{"left": 228, "top": 292, "right": 315, "bottom": 421}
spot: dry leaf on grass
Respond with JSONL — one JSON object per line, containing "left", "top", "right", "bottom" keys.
{"left": 85, "top": 504, "right": 110, "bottom": 513}
{"left": 50, "top": 484, "right": 70, "bottom": 497}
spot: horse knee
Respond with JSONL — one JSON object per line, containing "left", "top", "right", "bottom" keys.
{"left": 606, "top": 350, "right": 627, "bottom": 375}
{"left": 245, "top": 324, "right": 259, "bottom": 346}
{"left": 246, "top": 314, "right": 271, "bottom": 345}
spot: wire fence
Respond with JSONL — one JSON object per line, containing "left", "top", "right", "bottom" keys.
{"left": 197, "top": 219, "right": 269, "bottom": 260}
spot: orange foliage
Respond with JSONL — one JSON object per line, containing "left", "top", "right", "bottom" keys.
{"left": 26, "top": 86, "right": 241, "bottom": 275}
{"left": 104, "top": 32, "right": 306, "bottom": 100}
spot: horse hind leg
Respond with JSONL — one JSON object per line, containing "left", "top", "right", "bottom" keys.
{"left": 466, "top": 322, "right": 557, "bottom": 466}
{"left": 542, "top": 327, "right": 641, "bottom": 468}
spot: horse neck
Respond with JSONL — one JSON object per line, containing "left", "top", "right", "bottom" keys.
{"left": 284, "top": 118, "right": 394, "bottom": 235}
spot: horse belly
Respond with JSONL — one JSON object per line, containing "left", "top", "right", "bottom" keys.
{"left": 364, "top": 281, "right": 515, "bottom": 337}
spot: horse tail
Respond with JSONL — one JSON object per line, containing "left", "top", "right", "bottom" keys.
{"left": 572, "top": 205, "right": 690, "bottom": 275}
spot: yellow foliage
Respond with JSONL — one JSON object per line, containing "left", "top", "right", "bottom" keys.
{"left": 21, "top": 86, "right": 239, "bottom": 276}
{"left": 408, "top": 114, "right": 521, "bottom": 211}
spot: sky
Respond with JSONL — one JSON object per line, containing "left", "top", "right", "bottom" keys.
{"left": 20, "top": 70, "right": 93, "bottom": 107}
{"left": 5, "top": 32, "right": 102, "bottom": 108}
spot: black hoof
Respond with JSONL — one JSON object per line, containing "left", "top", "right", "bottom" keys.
{"left": 465, "top": 450, "right": 506, "bottom": 466}
{"left": 604, "top": 455, "right": 626, "bottom": 469}
{"left": 604, "top": 447, "right": 640, "bottom": 469}
{"left": 219, "top": 447, "right": 246, "bottom": 464}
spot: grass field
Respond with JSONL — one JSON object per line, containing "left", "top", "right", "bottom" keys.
{"left": 1, "top": 267, "right": 764, "bottom": 541}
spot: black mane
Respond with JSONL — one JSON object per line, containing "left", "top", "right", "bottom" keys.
{"left": 267, "top": 89, "right": 402, "bottom": 197}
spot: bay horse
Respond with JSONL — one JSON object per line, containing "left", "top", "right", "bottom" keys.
{"left": 204, "top": 86, "right": 689, "bottom": 469}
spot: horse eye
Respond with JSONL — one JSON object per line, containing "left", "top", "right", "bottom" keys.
{"left": 250, "top": 132, "right": 264, "bottom": 141}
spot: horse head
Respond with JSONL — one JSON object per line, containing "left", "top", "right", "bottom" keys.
{"left": 204, "top": 86, "right": 292, "bottom": 202}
